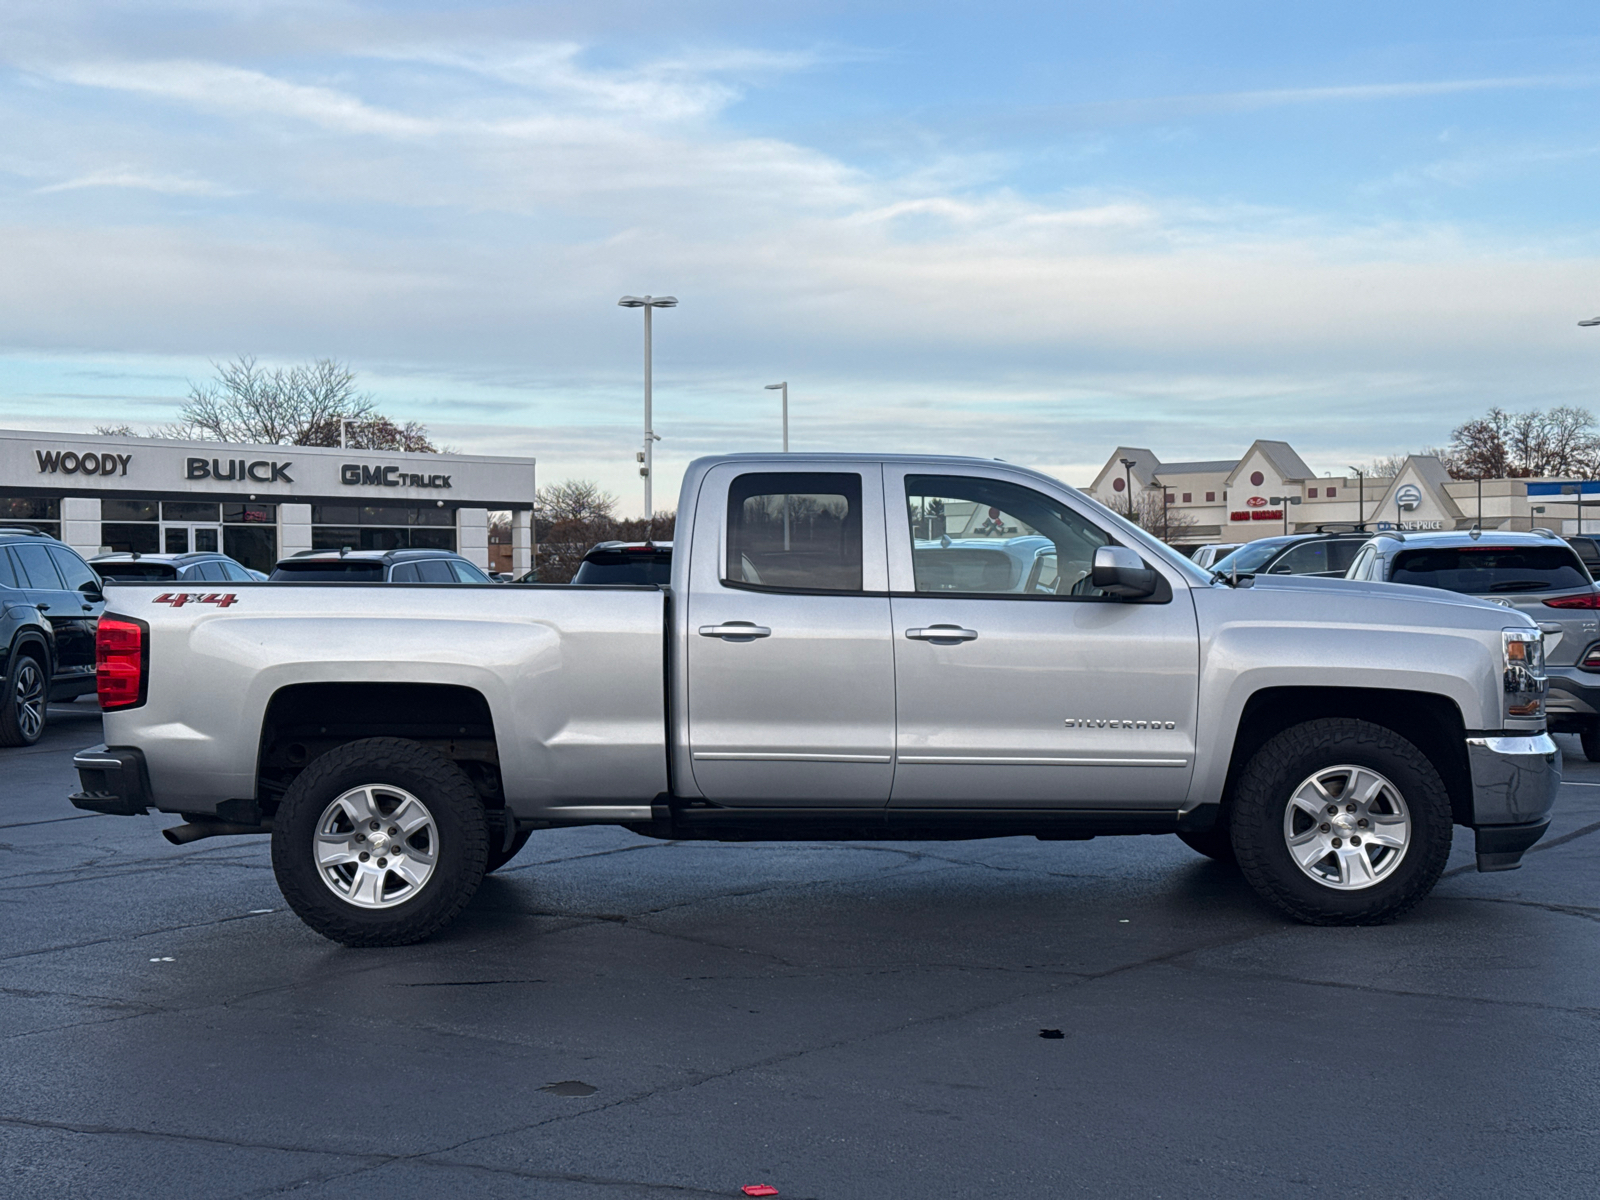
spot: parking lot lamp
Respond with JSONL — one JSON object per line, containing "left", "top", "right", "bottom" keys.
{"left": 1270, "top": 495, "right": 1302, "bottom": 535}
{"left": 618, "top": 295, "right": 677, "bottom": 527}
{"left": 763, "top": 383, "right": 789, "bottom": 451}
{"left": 1347, "top": 466, "right": 1365, "bottom": 526}
{"left": 1119, "top": 458, "right": 1137, "bottom": 520}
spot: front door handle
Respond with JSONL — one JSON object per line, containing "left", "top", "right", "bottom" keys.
{"left": 699, "top": 622, "right": 772, "bottom": 641}
{"left": 905, "top": 625, "right": 978, "bottom": 642}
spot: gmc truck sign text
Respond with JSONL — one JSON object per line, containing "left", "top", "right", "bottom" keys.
{"left": 340, "top": 464, "right": 452, "bottom": 489}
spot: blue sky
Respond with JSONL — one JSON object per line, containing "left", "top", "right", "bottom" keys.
{"left": 3, "top": 1, "right": 1600, "bottom": 509}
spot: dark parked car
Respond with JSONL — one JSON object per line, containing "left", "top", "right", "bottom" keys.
{"left": 1209, "top": 529, "right": 1371, "bottom": 579}
{"left": 0, "top": 524, "right": 105, "bottom": 744}
{"left": 1566, "top": 535, "right": 1600, "bottom": 573}
{"left": 571, "top": 541, "right": 673, "bottom": 585}
{"left": 268, "top": 548, "right": 496, "bottom": 583}
{"left": 91, "top": 551, "right": 266, "bottom": 584}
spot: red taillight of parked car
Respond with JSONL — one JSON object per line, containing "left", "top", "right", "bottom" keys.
{"left": 97, "top": 618, "right": 148, "bottom": 710}
{"left": 1543, "top": 592, "right": 1600, "bottom": 608}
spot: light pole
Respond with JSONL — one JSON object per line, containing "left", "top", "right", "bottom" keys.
{"left": 1155, "top": 477, "right": 1171, "bottom": 542}
{"left": 763, "top": 382, "right": 789, "bottom": 452}
{"left": 1270, "top": 495, "right": 1302, "bottom": 535}
{"left": 1347, "top": 466, "right": 1365, "bottom": 527}
{"left": 618, "top": 294, "right": 677, "bottom": 528}
{"left": 1119, "top": 457, "right": 1137, "bottom": 520}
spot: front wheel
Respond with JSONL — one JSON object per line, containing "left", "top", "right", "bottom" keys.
{"left": 1231, "top": 718, "right": 1452, "bottom": 925}
{"left": 271, "top": 738, "right": 488, "bottom": 946}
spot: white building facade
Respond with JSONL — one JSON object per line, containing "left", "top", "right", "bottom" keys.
{"left": 0, "top": 428, "right": 536, "bottom": 574}
{"left": 1086, "top": 439, "right": 1592, "bottom": 548}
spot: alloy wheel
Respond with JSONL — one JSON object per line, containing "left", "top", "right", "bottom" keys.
{"left": 1282, "top": 764, "right": 1411, "bottom": 891}
{"left": 314, "top": 784, "right": 439, "bottom": 909}
{"left": 14, "top": 660, "right": 45, "bottom": 742}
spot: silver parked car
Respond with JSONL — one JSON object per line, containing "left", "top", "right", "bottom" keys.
{"left": 1190, "top": 543, "right": 1241, "bottom": 570}
{"left": 1347, "top": 529, "right": 1600, "bottom": 757}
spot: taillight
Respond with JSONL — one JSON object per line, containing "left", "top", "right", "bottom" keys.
{"left": 1544, "top": 591, "right": 1600, "bottom": 608}
{"left": 97, "top": 617, "right": 148, "bottom": 710}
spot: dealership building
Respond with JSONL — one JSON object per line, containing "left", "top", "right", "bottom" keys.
{"left": 1085, "top": 438, "right": 1598, "bottom": 548}
{"left": 0, "top": 428, "right": 535, "bottom": 575}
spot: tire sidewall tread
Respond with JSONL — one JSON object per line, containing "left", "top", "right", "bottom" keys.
{"left": 1231, "top": 718, "right": 1453, "bottom": 926}
{"left": 271, "top": 737, "right": 488, "bottom": 947}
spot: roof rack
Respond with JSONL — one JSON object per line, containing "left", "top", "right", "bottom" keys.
{"left": 1531, "top": 527, "right": 1562, "bottom": 539}
{"left": 0, "top": 522, "right": 46, "bottom": 535}
{"left": 1312, "top": 522, "right": 1375, "bottom": 534}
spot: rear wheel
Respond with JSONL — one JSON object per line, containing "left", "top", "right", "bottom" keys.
{"left": 1231, "top": 718, "right": 1452, "bottom": 925}
{"left": 0, "top": 655, "right": 47, "bottom": 747}
{"left": 271, "top": 738, "right": 488, "bottom": 946}
{"left": 1581, "top": 720, "right": 1600, "bottom": 763}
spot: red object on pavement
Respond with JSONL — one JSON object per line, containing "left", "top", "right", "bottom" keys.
{"left": 742, "top": 1188, "right": 779, "bottom": 1197}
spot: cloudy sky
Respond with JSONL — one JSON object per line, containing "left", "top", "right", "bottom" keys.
{"left": 3, "top": 1, "right": 1599, "bottom": 510}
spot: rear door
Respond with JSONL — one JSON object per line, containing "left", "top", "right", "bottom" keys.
{"left": 684, "top": 463, "right": 894, "bottom": 806}
{"left": 886, "top": 467, "right": 1200, "bottom": 810}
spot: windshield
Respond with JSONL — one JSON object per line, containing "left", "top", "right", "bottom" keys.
{"left": 269, "top": 560, "right": 385, "bottom": 581}
{"left": 96, "top": 562, "right": 178, "bottom": 580}
{"left": 1211, "top": 541, "right": 1290, "bottom": 575}
{"left": 572, "top": 553, "right": 672, "bottom": 585}
{"left": 1390, "top": 545, "right": 1592, "bottom": 594}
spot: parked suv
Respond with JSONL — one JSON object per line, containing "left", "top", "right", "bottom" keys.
{"left": 1210, "top": 529, "right": 1372, "bottom": 579}
{"left": 268, "top": 548, "right": 495, "bottom": 583}
{"left": 1566, "top": 535, "right": 1600, "bottom": 573}
{"left": 571, "top": 541, "right": 674, "bottom": 585}
{"left": 91, "top": 551, "right": 264, "bottom": 584}
{"left": 1, "top": 524, "right": 105, "bottom": 744}
{"left": 1346, "top": 529, "right": 1600, "bottom": 757}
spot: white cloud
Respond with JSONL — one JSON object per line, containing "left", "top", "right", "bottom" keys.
{"left": 35, "top": 167, "right": 240, "bottom": 195}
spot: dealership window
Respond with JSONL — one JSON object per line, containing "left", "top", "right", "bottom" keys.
{"left": 101, "top": 498, "right": 161, "bottom": 554}
{"left": 1, "top": 497, "right": 61, "bottom": 539}
{"left": 1308, "top": 487, "right": 1318, "bottom": 498}
{"left": 310, "top": 503, "right": 456, "bottom": 553}
{"left": 224, "top": 504, "right": 279, "bottom": 574}
{"left": 1326, "top": 487, "right": 1337, "bottom": 498}
{"left": 1181, "top": 492, "right": 1191, "bottom": 503}
{"left": 1206, "top": 491, "right": 1215, "bottom": 502}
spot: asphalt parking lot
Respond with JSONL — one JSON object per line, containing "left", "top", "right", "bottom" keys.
{"left": 3, "top": 707, "right": 1598, "bottom": 1198}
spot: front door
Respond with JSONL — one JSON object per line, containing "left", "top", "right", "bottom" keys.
{"left": 7, "top": 542, "right": 101, "bottom": 688}
{"left": 164, "top": 524, "right": 221, "bottom": 554}
{"left": 684, "top": 463, "right": 895, "bottom": 806}
{"left": 886, "top": 468, "right": 1201, "bottom": 810}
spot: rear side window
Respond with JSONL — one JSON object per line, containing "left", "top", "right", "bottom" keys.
{"left": 97, "top": 562, "right": 178, "bottom": 580}
{"left": 269, "top": 560, "right": 386, "bottom": 581}
{"left": 47, "top": 546, "right": 100, "bottom": 591}
{"left": 389, "top": 563, "right": 420, "bottom": 582}
{"left": 726, "top": 472, "right": 862, "bottom": 593}
{"left": 1391, "top": 546, "right": 1591, "bottom": 594}
{"left": 11, "top": 543, "right": 65, "bottom": 589}
{"left": 414, "top": 559, "right": 454, "bottom": 582}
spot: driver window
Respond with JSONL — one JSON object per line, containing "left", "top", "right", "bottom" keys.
{"left": 904, "top": 475, "right": 1112, "bottom": 597}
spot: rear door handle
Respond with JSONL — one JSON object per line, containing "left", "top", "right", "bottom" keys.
{"left": 905, "top": 625, "right": 978, "bottom": 642}
{"left": 699, "top": 622, "right": 772, "bottom": 640}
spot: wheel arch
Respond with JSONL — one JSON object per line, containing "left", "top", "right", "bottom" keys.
{"left": 1218, "top": 687, "right": 1473, "bottom": 828}
{"left": 256, "top": 682, "right": 502, "bottom": 819}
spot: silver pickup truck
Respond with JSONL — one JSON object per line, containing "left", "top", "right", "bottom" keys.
{"left": 72, "top": 454, "right": 1561, "bottom": 945}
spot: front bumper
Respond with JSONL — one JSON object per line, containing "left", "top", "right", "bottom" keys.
{"left": 1465, "top": 733, "right": 1560, "bottom": 871}
{"left": 69, "top": 744, "right": 151, "bottom": 816}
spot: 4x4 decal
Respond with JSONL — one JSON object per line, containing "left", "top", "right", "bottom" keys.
{"left": 152, "top": 593, "right": 239, "bottom": 608}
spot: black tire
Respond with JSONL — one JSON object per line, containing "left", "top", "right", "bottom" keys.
{"left": 1176, "top": 825, "right": 1236, "bottom": 864}
{"left": 1231, "top": 718, "right": 1452, "bottom": 926}
{"left": 1581, "top": 721, "right": 1600, "bottom": 763}
{"left": 0, "top": 653, "right": 48, "bottom": 748}
{"left": 271, "top": 738, "right": 488, "bottom": 947}
{"left": 485, "top": 828, "right": 532, "bottom": 873}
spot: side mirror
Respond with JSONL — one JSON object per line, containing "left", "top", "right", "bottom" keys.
{"left": 79, "top": 579, "right": 104, "bottom": 600}
{"left": 1090, "top": 545, "right": 1157, "bottom": 599}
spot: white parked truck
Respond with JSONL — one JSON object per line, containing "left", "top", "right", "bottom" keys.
{"left": 72, "top": 455, "right": 1560, "bottom": 944}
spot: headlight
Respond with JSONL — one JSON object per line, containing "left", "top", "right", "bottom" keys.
{"left": 1503, "top": 628, "right": 1547, "bottom": 718}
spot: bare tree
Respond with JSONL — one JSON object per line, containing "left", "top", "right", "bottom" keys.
{"left": 1133, "top": 491, "right": 1199, "bottom": 542}
{"left": 1450, "top": 405, "right": 1600, "bottom": 479}
{"left": 168, "top": 356, "right": 437, "bottom": 450}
